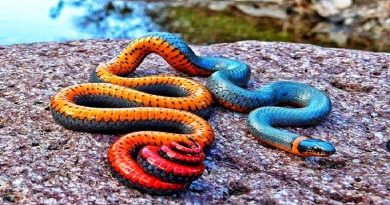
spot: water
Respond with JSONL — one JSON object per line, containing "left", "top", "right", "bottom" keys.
{"left": 0, "top": 0, "right": 159, "bottom": 45}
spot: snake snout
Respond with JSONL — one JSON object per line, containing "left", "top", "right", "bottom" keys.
{"left": 298, "top": 138, "right": 336, "bottom": 157}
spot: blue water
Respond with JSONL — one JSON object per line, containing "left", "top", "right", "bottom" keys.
{"left": 0, "top": 0, "right": 161, "bottom": 45}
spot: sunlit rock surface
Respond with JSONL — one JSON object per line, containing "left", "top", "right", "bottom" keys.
{"left": 0, "top": 40, "right": 389, "bottom": 204}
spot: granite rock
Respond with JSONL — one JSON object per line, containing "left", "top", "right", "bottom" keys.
{"left": 0, "top": 39, "right": 389, "bottom": 204}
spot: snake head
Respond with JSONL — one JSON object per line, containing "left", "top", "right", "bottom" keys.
{"left": 297, "top": 138, "right": 336, "bottom": 157}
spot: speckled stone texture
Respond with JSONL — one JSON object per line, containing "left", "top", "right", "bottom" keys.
{"left": 0, "top": 39, "right": 389, "bottom": 205}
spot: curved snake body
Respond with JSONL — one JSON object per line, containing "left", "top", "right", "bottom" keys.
{"left": 50, "top": 32, "right": 335, "bottom": 194}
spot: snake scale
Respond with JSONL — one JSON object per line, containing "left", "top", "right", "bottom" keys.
{"left": 50, "top": 32, "right": 335, "bottom": 194}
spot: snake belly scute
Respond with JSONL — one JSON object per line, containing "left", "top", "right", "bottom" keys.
{"left": 50, "top": 32, "right": 335, "bottom": 194}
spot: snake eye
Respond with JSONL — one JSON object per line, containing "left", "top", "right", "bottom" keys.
{"left": 298, "top": 139, "right": 336, "bottom": 156}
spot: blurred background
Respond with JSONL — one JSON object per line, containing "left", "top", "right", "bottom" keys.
{"left": 0, "top": 0, "right": 389, "bottom": 52}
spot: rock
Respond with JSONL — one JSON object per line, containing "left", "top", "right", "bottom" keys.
{"left": 0, "top": 39, "right": 389, "bottom": 204}
{"left": 329, "top": 31, "right": 349, "bottom": 46}
{"left": 310, "top": 23, "right": 349, "bottom": 46}
{"left": 235, "top": 4, "right": 288, "bottom": 19}
{"left": 333, "top": 0, "right": 352, "bottom": 10}
{"left": 313, "top": 0, "right": 353, "bottom": 17}
{"left": 207, "top": 1, "right": 232, "bottom": 11}
{"left": 311, "top": 22, "right": 332, "bottom": 33}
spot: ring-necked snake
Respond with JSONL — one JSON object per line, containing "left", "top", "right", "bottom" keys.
{"left": 50, "top": 32, "right": 335, "bottom": 194}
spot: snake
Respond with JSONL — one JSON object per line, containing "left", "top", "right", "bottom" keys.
{"left": 50, "top": 32, "right": 335, "bottom": 194}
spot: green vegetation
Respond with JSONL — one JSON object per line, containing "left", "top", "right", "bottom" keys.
{"left": 149, "top": 5, "right": 388, "bottom": 51}
{"left": 154, "top": 6, "right": 291, "bottom": 44}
